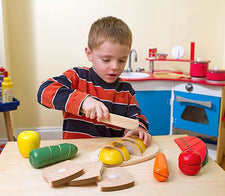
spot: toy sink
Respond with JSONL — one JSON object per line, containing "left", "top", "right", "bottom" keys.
{"left": 120, "top": 72, "right": 150, "bottom": 79}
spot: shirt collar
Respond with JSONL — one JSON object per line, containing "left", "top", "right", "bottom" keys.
{"left": 90, "top": 67, "right": 120, "bottom": 89}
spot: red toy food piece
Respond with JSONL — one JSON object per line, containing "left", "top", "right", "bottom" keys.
{"left": 178, "top": 150, "right": 202, "bottom": 175}
{"left": 174, "top": 136, "right": 208, "bottom": 166}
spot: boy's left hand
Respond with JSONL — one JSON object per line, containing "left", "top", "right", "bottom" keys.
{"left": 124, "top": 128, "right": 152, "bottom": 147}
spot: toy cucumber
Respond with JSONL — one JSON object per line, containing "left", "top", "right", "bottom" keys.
{"left": 29, "top": 143, "right": 78, "bottom": 168}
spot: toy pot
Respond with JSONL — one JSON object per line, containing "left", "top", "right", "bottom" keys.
{"left": 190, "top": 61, "right": 209, "bottom": 77}
{"left": 206, "top": 69, "right": 225, "bottom": 81}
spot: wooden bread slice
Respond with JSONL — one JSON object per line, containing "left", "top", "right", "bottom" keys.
{"left": 97, "top": 167, "right": 135, "bottom": 191}
{"left": 67, "top": 161, "right": 103, "bottom": 186}
{"left": 41, "top": 160, "right": 84, "bottom": 187}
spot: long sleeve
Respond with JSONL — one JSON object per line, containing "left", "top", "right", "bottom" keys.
{"left": 37, "top": 69, "right": 89, "bottom": 116}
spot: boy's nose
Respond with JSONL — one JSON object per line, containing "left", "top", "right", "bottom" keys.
{"left": 111, "top": 62, "right": 119, "bottom": 70}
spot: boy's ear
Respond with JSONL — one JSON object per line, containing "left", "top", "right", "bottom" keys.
{"left": 85, "top": 47, "right": 93, "bottom": 62}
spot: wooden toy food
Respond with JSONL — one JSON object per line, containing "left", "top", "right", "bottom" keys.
{"left": 42, "top": 160, "right": 83, "bottom": 187}
{"left": 97, "top": 136, "right": 160, "bottom": 167}
{"left": 29, "top": 143, "right": 78, "bottom": 168}
{"left": 99, "top": 142, "right": 130, "bottom": 165}
{"left": 153, "top": 152, "right": 169, "bottom": 182}
{"left": 81, "top": 109, "right": 139, "bottom": 130}
{"left": 118, "top": 135, "right": 146, "bottom": 155}
{"left": 17, "top": 130, "right": 40, "bottom": 158}
{"left": 178, "top": 150, "right": 202, "bottom": 175}
{"left": 97, "top": 167, "right": 135, "bottom": 191}
{"left": 68, "top": 161, "right": 103, "bottom": 186}
{"left": 174, "top": 136, "right": 208, "bottom": 166}
{"left": 99, "top": 136, "right": 147, "bottom": 166}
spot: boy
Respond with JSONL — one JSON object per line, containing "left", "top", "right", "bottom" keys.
{"left": 38, "top": 16, "right": 151, "bottom": 146}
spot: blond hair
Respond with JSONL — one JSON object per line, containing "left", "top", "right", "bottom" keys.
{"left": 88, "top": 16, "right": 132, "bottom": 50}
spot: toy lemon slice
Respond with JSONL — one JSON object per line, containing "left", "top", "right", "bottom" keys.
{"left": 99, "top": 142, "right": 130, "bottom": 165}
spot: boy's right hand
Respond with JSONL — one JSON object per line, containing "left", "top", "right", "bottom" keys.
{"left": 81, "top": 96, "right": 109, "bottom": 122}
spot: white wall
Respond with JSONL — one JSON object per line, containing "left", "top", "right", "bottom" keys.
{"left": 0, "top": 0, "right": 225, "bottom": 138}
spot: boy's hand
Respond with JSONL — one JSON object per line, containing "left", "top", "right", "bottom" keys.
{"left": 81, "top": 96, "right": 109, "bottom": 122}
{"left": 124, "top": 128, "right": 152, "bottom": 147}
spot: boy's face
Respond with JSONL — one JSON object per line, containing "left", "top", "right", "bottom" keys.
{"left": 85, "top": 41, "right": 130, "bottom": 83}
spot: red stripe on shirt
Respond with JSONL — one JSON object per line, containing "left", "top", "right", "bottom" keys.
{"left": 41, "top": 82, "right": 63, "bottom": 108}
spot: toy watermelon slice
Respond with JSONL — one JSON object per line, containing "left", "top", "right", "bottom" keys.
{"left": 174, "top": 136, "right": 208, "bottom": 166}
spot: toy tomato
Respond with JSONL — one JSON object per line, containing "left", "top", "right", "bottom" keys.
{"left": 178, "top": 150, "right": 202, "bottom": 175}
{"left": 17, "top": 131, "right": 40, "bottom": 158}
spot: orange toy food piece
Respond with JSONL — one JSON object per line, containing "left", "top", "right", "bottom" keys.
{"left": 153, "top": 152, "right": 169, "bottom": 182}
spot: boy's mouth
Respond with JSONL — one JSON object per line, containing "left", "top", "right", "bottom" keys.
{"left": 108, "top": 73, "right": 117, "bottom": 77}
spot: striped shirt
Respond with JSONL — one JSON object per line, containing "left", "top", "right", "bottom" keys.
{"left": 37, "top": 67, "right": 149, "bottom": 139}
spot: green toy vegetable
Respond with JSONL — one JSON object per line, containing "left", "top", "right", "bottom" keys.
{"left": 29, "top": 143, "right": 78, "bottom": 168}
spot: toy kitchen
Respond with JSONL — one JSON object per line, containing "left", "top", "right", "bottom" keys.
{"left": 120, "top": 42, "right": 225, "bottom": 170}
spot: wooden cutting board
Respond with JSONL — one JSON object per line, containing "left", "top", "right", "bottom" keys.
{"left": 153, "top": 72, "right": 190, "bottom": 79}
{"left": 90, "top": 143, "right": 159, "bottom": 167}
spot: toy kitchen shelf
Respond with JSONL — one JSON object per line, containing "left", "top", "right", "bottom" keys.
{"left": 146, "top": 42, "right": 211, "bottom": 72}
{"left": 146, "top": 58, "right": 194, "bottom": 73}
{"left": 0, "top": 98, "right": 20, "bottom": 141}
{"left": 145, "top": 58, "right": 211, "bottom": 73}
{"left": 146, "top": 58, "right": 193, "bottom": 62}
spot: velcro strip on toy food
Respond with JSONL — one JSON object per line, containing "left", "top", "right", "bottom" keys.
{"left": 29, "top": 143, "right": 78, "bottom": 168}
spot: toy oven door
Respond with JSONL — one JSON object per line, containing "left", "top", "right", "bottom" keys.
{"left": 173, "top": 91, "right": 221, "bottom": 137}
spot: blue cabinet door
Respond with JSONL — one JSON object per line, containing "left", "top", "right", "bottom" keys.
{"left": 136, "top": 91, "right": 171, "bottom": 135}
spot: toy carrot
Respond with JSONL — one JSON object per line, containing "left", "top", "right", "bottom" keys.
{"left": 153, "top": 152, "right": 169, "bottom": 182}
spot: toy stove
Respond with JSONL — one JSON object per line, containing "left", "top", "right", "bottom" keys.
{"left": 172, "top": 82, "right": 222, "bottom": 137}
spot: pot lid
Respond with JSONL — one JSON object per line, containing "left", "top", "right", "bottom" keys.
{"left": 207, "top": 69, "right": 225, "bottom": 73}
{"left": 191, "top": 57, "right": 210, "bottom": 64}
{"left": 191, "top": 60, "right": 210, "bottom": 64}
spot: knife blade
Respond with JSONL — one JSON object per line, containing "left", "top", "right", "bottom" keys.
{"left": 81, "top": 109, "right": 139, "bottom": 130}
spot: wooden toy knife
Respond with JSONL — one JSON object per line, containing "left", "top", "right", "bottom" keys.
{"left": 81, "top": 109, "right": 139, "bottom": 130}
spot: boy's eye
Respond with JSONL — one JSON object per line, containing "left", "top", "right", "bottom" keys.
{"left": 119, "top": 60, "right": 126, "bottom": 63}
{"left": 102, "top": 59, "right": 110, "bottom": 62}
